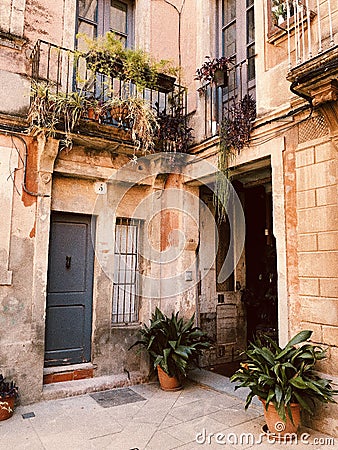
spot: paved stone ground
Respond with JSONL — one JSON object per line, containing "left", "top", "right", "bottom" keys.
{"left": 0, "top": 371, "right": 336, "bottom": 450}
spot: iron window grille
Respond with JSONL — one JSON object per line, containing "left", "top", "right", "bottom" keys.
{"left": 112, "top": 217, "right": 142, "bottom": 324}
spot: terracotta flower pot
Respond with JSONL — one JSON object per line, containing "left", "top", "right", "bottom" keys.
{"left": 110, "top": 105, "right": 130, "bottom": 124}
{"left": 157, "top": 366, "right": 182, "bottom": 391}
{"left": 0, "top": 395, "right": 15, "bottom": 421}
{"left": 260, "top": 398, "right": 301, "bottom": 435}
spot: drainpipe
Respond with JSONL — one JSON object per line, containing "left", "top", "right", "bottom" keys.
{"left": 0, "top": 129, "right": 50, "bottom": 197}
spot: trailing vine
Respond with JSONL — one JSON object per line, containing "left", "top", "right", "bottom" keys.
{"left": 214, "top": 94, "right": 256, "bottom": 221}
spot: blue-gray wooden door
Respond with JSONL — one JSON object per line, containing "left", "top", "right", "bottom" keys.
{"left": 44, "top": 212, "right": 95, "bottom": 367}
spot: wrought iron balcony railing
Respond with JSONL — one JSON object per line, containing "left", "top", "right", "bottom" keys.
{"left": 277, "top": 0, "right": 337, "bottom": 69}
{"left": 201, "top": 60, "right": 256, "bottom": 140}
{"left": 30, "top": 39, "right": 188, "bottom": 147}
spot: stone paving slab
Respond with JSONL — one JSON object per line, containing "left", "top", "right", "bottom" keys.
{"left": 0, "top": 375, "right": 336, "bottom": 450}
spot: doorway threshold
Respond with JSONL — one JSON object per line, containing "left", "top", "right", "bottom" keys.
{"left": 42, "top": 371, "right": 148, "bottom": 401}
{"left": 43, "top": 362, "right": 96, "bottom": 385}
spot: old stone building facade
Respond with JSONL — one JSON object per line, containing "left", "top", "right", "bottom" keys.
{"left": 0, "top": 0, "right": 337, "bottom": 437}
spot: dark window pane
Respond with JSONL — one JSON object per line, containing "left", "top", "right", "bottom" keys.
{"left": 222, "top": 0, "right": 236, "bottom": 25}
{"left": 247, "top": 6, "right": 254, "bottom": 44}
{"left": 111, "top": 0, "right": 127, "bottom": 35}
{"left": 78, "top": 0, "right": 97, "bottom": 21}
{"left": 77, "top": 21, "right": 97, "bottom": 49}
{"left": 247, "top": 43, "right": 255, "bottom": 81}
{"left": 246, "top": 0, "right": 254, "bottom": 7}
{"left": 222, "top": 22, "right": 236, "bottom": 57}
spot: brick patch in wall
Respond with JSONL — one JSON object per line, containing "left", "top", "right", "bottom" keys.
{"left": 43, "top": 368, "right": 94, "bottom": 385}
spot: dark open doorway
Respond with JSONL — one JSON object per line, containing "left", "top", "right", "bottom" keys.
{"left": 242, "top": 183, "right": 278, "bottom": 343}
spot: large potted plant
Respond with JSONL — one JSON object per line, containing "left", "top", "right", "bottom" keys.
{"left": 230, "top": 330, "right": 337, "bottom": 437}
{"left": 0, "top": 374, "right": 18, "bottom": 421}
{"left": 130, "top": 307, "right": 212, "bottom": 391}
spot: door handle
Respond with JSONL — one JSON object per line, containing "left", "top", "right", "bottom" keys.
{"left": 65, "top": 256, "right": 72, "bottom": 269}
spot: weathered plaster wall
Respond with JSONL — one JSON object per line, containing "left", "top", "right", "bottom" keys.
{"left": 0, "top": 134, "right": 49, "bottom": 404}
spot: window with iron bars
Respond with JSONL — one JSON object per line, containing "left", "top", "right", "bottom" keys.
{"left": 112, "top": 218, "right": 142, "bottom": 324}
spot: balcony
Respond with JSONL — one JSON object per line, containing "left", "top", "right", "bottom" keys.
{"left": 200, "top": 60, "right": 256, "bottom": 141}
{"left": 30, "top": 40, "right": 189, "bottom": 152}
{"left": 281, "top": 0, "right": 338, "bottom": 106}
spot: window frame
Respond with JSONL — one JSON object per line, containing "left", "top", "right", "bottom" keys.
{"left": 218, "top": 0, "right": 256, "bottom": 108}
{"left": 76, "top": 0, "right": 134, "bottom": 48}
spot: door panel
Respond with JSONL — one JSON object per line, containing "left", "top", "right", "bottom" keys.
{"left": 45, "top": 213, "right": 95, "bottom": 367}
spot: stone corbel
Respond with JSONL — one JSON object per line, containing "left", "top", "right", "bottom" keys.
{"left": 311, "top": 80, "right": 338, "bottom": 107}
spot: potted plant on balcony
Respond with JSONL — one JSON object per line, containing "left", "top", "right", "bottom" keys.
{"left": 78, "top": 32, "right": 177, "bottom": 92}
{"left": 0, "top": 374, "right": 18, "bottom": 421}
{"left": 106, "top": 95, "right": 159, "bottom": 154}
{"left": 29, "top": 82, "right": 90, "bottom": 149}
{"left": 130, "top": 307, "right": 212, "bottom": 390}
{"left": 230, "top": 330, "right": 337, "bottom": 437}
{"left": 195, "top": 55, "right": 233, "bottom": 87}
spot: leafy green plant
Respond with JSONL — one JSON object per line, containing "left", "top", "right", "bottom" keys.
{"left": 106, "top": 96, "right": 159, "bottom": 154}
{"left": 130, "top": 307, "right": 212, "bottom": 379}
{"left": 230, "top": 330, "right": 337, "bottom": 423}
{"left": 29, "top": 81, "right": 160, "bottom": 153}
{"left": 28, "top": 81, "right": 58, "bottom": 135}
{"left": 271, "top": 0, "right": 295, "bottom": 25}
{"left": 214, "top": 94, "right": 256, "bottom": 222}
{"left": 78, "top": 32, "right": 177, "bottom": 91}
{"left": 29, "top": 82, "right": 93, "bottom": 150}
{"left": 0, "top": 374, "right": 18, "bottom": 400}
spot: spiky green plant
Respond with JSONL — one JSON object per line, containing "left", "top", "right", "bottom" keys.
{"left": 0, "top": 374, "right": 18, "bottom": 400}
{"left": 130, "top": 307, "right": 212, "bottom": 379}
{"left": 230, "top": 330, "right": 337, "bottom": 423}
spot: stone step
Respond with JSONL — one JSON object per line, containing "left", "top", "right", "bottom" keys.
{"left": 43, "top": 363, "right": 95, "bottom": 384}
{"left": 42, "top": 371, "right": 148, "bottom": 401}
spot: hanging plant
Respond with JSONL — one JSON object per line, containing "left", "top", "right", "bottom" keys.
{"left": 29, "top": 82, "right": 160, "bottom": 154}
{"left": 195, "top": 55, "right": 233, "bottom": 87}
{"left": 214, "top": 94, "right": 256, "bottom": 221}
{"left": 106, "top": 96, "right": 159, "bottom": 154}
{"left": 29, "top": 82, "right": 93, "bottom": 150}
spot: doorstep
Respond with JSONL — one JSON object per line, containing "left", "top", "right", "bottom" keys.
{"left": 43, "top": 363, "right": 96, "bottom": 384}
{"left": 42, "top": 371, "right": 148, "bottom": 401}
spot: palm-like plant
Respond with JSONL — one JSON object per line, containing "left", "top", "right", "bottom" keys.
{"left": 130, "top": 307, "right": 212, "bottom": 379}
{"left": 230, "top": 330, "right": 337, "bottom": 423}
